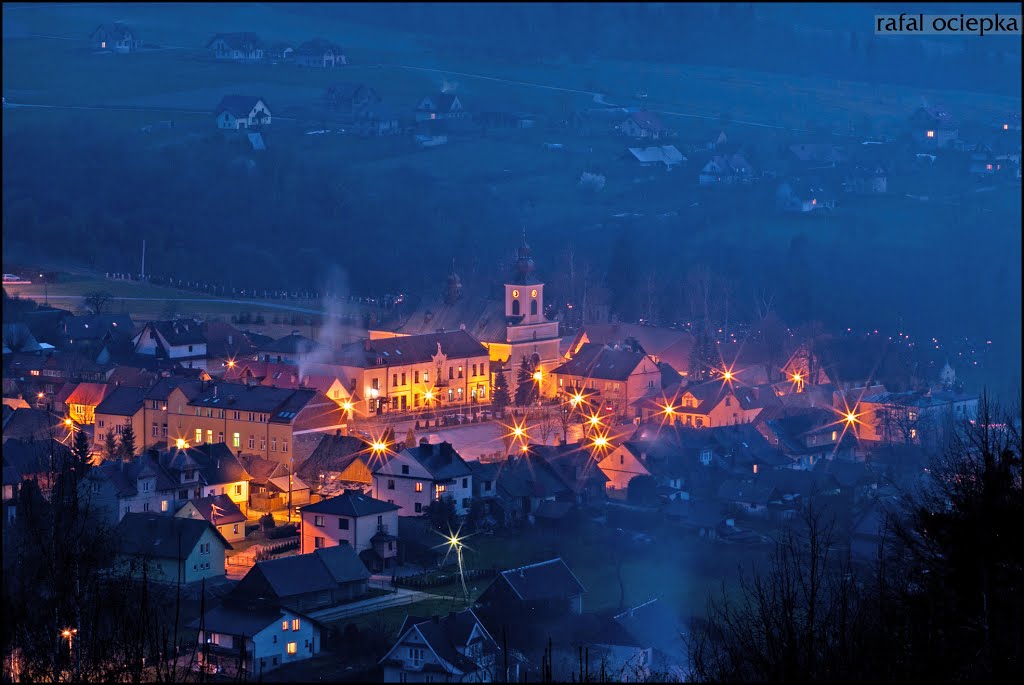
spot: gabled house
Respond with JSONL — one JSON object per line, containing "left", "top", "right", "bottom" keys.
{"left": 207, "top": 32, "right": 264, "bottom": 62}
{"left": 264, "top": 41, "right": 294, "bottom": 62}
{"left": 90, "top": 22, "right": 141, "bottom": 52}
{"left": 175, "top": 493, "right": 248, "bottom": 543}
{"left": 255, "top": 331, "right": 320, "bottom": 364}
{"left": 842, "top": 164, "right": 887, "bottom": 194}
{"left": 475, "top": 558, "right": 585, "bottom": 629}
{"left": 1, "top": 408, "right": 67, "bottom": 444}
{"left": 910, "top": 106, "right": 958, "bottom": 148}
{"left": 495, "top": 451, "right": 572, "bottom": 521}
{"left": 2, "top": 438, "right": 74, "bottom": 500}
{"left": 299, "top": 489, "right": 400, "bottom": 571}
{"left": 82, "top": 452, "right": 178, "bottom": 524}
{"left": 776, "top": 179, "right": 838, "bottom": 213}
{"left": 230, "top": 544, "right": 370, "bottom": 613}
{"left": 614, "top": 599, "right": 688, "bottom": 680}
{"left": 63, "top": 382, "right": 111, "bottom": 425}
{"left": 646, "top": 380, "right": 778, "bottom": 429}
{"left": 715, "top": 479, "right": 775, "bottom": 516}
{"left": 132, "top": 320, "right": 208, "bottom": 368}
{"left": 159, "top": 442, "right": 253, "bottom": 512}
{"left": 628, "top": 145, "right": 685, "bottom": 169}
{"left": 293, "top": 39, "right": 347, "bottom": 67}
{"left": 323, "top": 82, "right": 380, "bottom": 115}
{"left": 782, "top": 335, "right": 914, "bottom": 391}
{"left": 117, "top": 512, "right": 231, "bottom": 584}
{"left": 549, "top": 342, "right": 661, "bottom": 421}
{"left": 526, "top": 443, "right": 608, "bottom": 505}
{"left": 699, "top": 154, "right": 754, "bottom": 185}
{"left": 215, "top": 96, "right": 272, "bottom": 130}
{"left": 416, "top": 93, "right": 466, "bottom": 122}
{"left": 93, "top": 385, "right": 146, "bottom": 452}
{"left": 191, "top": 603, "right": 321, "bottom": 677}
{"left": 380, "top": 609, "right": 503, "bottom": 683}
{"left": 372, "top": 441, "right": 473, "bottom": 515}
{"left": 297, "top": 432, "right": 372, "bottom": 487}
{"left": 569, "top": 324, "right": 695, "bottom": 378}
{"left": 619, "top": 110, "right": 665, "bottom": 140}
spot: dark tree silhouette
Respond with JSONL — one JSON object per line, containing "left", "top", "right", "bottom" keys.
{"left": 118, "top": 424, "right": 136, "bottom": 460}
{"left": 492, "top": 368, "right": 511, "bottom": 415}
{"left": 515, "top": 356, "right": 538, "bottom": 407}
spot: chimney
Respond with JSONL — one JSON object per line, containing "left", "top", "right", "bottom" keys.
{"left": 335, "top": 429, "right": 342, "bottom": 438}
{"left": 363, "top": 339, "right": 372, "bottom": 352}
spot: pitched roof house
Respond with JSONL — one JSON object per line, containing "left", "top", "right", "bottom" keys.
{"left": 230, "top": 544, "right": 370, "bottom": 613}
{"left": 294, "top": 38, "right": 347, "bottom": 67}
{"left": 215, "top": 96, "right": 272, "bottom": 130}
{"left": 117, "top": 512, "right": 231, "bottom": 584}
{"left": 699, "top": 154, "right": 754, "bottom": 184}
{"left": 380, "top": 609, "right": 503, "bottom": 682}
{"left": 550, "top": 342, "right": 662, "bottom": 421}
{"left": 175, "top": 493, "right": 248, "bottom": 543}
{"left": 619, "top": 110, "right": 665, "bottom": 139}
{"left": 372, "top": 441, "right": 473, "bottom": 516}
{"left": 132, "top": 320, "right": 208, "bottom": 368}
{"left": 416, "top": 93, "right": 466, "bottom": 121}
{"left": 90, "top": 22, "right": 141, "bottom": 52}
{"left": 207, "top": 32, "right": 264, "bottom": 61}
{"left": 299, "top": 490, "right": 400, "bottom": 570}
{"left": 190, "top": 603, "right": 321, "bottom": 677}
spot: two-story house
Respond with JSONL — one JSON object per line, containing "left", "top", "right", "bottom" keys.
{"left": 415, "top": 93, "right": 466, "bottom": 122}
{"left": 206, "top": 32, "right": 264, "bottom": 62}
{"left": 293, "top": 38, "right": 347, "bottom": 67}
{"left": 192, "top": 603, "right": 320, "bottom": 678}
{"left": 90, "top": 22, "right": 141, "bottom": 52}
{"left": 132, "top": 320, "right": 208, "bottom": 369}
{"left": 93, "top": 385, "right": 147, "bottom": 453}
{"left": 372, "top": 441, "right": 473, "bottom": 516}
{"left": 117, "top": 512, "right": 231, "bottom": 584}
{"left": 82, "top": 452, "right": 178, "bottom": 524}
{"left": 160, "top": 442, "right": 253, "bottom": 513}
{"left": 380, "top": 609, "right": 503, "bottom": 683}
{"left": 299, "top": 490, "right": 399, "bottom": 571}
{"left": 215, "top": 96, "right": 272, "bottom": 130}
{"left": 61, "top": 382, "right": 111, "bottom": 425}
{"left": 140, "top": 376, "right": 205, "bottom": 450}
{"left": 550, "top": 343, "right": 662, "bottom": 421}
{"left": 175, "top": 493, "right": 248, "bottom": 544}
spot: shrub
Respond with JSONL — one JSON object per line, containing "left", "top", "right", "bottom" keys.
{"left": 267, "top": 523, "right": 297, "bottom": 539}
{"left": 259, "top": 513, "right": 276, "bottom": 530}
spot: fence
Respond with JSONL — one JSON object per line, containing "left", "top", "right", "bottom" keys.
{"left": 393, "top": 567, "right": 498, "bottom": 590}
{"left": 227, "top": 536, "right": 300, "bottom": 567}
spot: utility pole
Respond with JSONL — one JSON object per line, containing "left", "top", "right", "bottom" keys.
{"left": 287, "top": 459, "right": 293, "bottom": 524}
{"left": 141, "top": 239, "right": 146, "bottom": 280}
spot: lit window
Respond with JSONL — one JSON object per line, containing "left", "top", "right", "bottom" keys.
{"left": 287, "top": 642, "right": 297, "bottom": 655}
{"left": 415, "top": 482, "right": 423, "bottom": 492}
{"left": 161, "top": 500, "right": 168, "bottom": 512}
{"left": 292, "top": 619, "right": 300, "bottom": 631}
{"left": 233, "top": 432, "right": 240, "bottom": 448}
{"left": 282, "top": 621, "right": 288, "bottom": 631}
{"left": 910, "top": 429, "right": 918, "bottom": 439}
{"left": 314, "top": 515, "right": 325, "bottom": 527}
{"left": 195, "top": 429, "right": 203, "bottom": 444}
{"left": 831, "top": 431, "right": 837, "bottom": 441}
{"left": 926, "top": 130, "right": 935, "bottom": 138}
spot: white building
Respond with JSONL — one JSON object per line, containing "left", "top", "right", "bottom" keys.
{"left": 193, "top": 604, "right": 320, "bottom": 677}
{"left": 372, "top": 441, "right": 473, "bottom": 516}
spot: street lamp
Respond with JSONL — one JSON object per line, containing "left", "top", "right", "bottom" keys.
{"left": 60, "top": 627, "right": 77, "bottom": 658}
{"left": 39, "top": 274, "right": 48, "bottom": 306}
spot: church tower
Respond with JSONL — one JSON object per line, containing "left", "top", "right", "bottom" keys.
{"left": 504, "top": 231, "right": 545, "bottom": 324}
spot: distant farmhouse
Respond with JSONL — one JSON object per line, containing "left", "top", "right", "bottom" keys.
{"left": 207, "top": 32, "right": 264, "bottom": 62}
{"left": 216, "top": 96, "right": 272, "bottom": 130}
{"left": 90, "top": 22, "right": 141, "bottom": 53}
{"left": 294, "top": 39, "right": 347, "bottom": 67}
{"left": 619, "top": 110, "right": 666, "bottom": 140}
{"left": 910, "top": 106, "right": 958, "bottom": 149}
{"left": 416, "top": 93, "right": 465, "bottom": 122}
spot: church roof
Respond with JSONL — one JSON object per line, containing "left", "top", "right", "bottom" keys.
{"left": 382, "top": 295, "right": 508, "bottom": 343}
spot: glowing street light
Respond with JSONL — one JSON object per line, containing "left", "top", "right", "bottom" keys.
{"left": 175, "top": 438, "right": 188, "bottom": 450}
{"left": 226, "top": 358, "right": 236, "bottom": 369}
{"left": 64, "top": 418, "right": 73, "bottom": 427}
{"left": 590, "top": 433, "right": 610, "bottom": 451}
{"left": 532, "top": 370, "right": 543, "bottom": 383}
{"left": 569, "top": 391, "right": 585, "bottom": 409}
{"left": 721, "top": 369, "right": 734, "bottom": 382}
{"left": 423, "top": 390, "right": 434, "bottom": 402}
{"left": 435, "top": 526, "right": 471, "bottom": 602}
{"left": 586, "top": 413, "right": 603, "bottom": 429}
{"left": 60, "top": 627, "right": 77, "bottom": 657}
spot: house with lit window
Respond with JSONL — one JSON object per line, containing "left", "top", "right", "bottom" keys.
{"left": 230, "top": 544, "right": 370, "bottom": 613}
{"left": 380, "top": 609, "right": 503, "bottom": 683}
{"left": 163, "top": 381, "right": 345, "bottom": 466}
{"left": 117, "top": 512, "right": 231, "bottom": 584}
{"left": 641, "top": 380, "right": 778, "bottom": 429}
{"left": 175, "top": 493, "right": 248, "bottom": 544}
{"left": 372, "top": 440, "right": 473, "bottom": 516}
{"left": 93, "top": 385, "right": 147, "bottom": 452}
{"left": 159, "top": 442, "right": 253, "bottom": 513}
{"left": 782, "top": 335, "right": 915, "bottom": 391}
{"left": 139, "top": 376, "right": 205, "bottom": 450}
{"left": 132, "top": 320, "right": 208, "bottom": 369}
{"left": 549, "top": 342, "right": 661, "bottom": 421}
{"left": 206, "top": 32, "right": 264, "bottom": 62}
{"left": 910, "top": 106, "right": 958, "bottom": 148}
{"left": 191, "top": 602, "right": 321, "bottom": 677}
{"left": 215, "top": 95, "right": 272, "bottom": 130}
{"left": 334, "top": 331, "right": 491, "bottom": 417}
{"left": 62, "top": 382, "right": 111, "bottom": 425}
{"left": 776, "top": 179, "right": 838, "bottom": 213}
{"left": 299, "top": 490, "right": 400, "bottom": 571}
{"left": 619, "top": 110, "right": 665, "bottom": 140}
{"left": 415, "top": 93, "right": 466, "bottom": 121}
{"left": 81, "top": 452, "right": 178, "bottom": 524}
{"left": 90, "top": 22, "right": 141, "bottom": 52}
{"left": 854, "top": 388, "right": 978, "bottom": 445}
{"left": 698, "top": 154, "right": 754, "bottom": 185}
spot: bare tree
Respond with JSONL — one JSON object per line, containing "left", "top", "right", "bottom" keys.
{"left": 83, "top": 290, "right": 113, "bottom": 316}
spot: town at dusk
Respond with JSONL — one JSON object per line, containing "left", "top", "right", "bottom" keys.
{"left": 2, "top": 3, "right": 1021, "bottom": 682}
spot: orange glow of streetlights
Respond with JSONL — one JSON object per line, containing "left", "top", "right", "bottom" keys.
{"left": 569, "top": 391, "right": 585, "bottom": 408}
{"left": 660, "top": 402, "right": 676, "bottom": 416}
{"left": 64, "top": 418, "right": 73, "bottom": 427}
{"left": 370, "top": 440, "right": 389, "bottom": 455}
{"left": 721, "top": 369, "right": 734, "bottom": 382}
{"left": 586, "top": 413, "right": 603, "bottom": 428}
{"left": 424, "top": 390, "right": 434, "bottom": 402}
{"left": 791, "top": 372, "right": 802, "bottom": 383}
{"left": 226, "top": 358, "right": 236, "bottom": 369}
{"left": 175, "top": 438, "right": 188, "bottom": 450}
{"left": 532, "top": 370, "right": 543, "bottom": 383}
{"left": 591, "top": 434, "right": 610, "bottom": 450}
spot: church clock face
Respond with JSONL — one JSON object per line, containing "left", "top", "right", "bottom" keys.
{"left": 512, "top": 289, "right": 520, "bottom": 298}
{"left": 531, "top": 289, "right": 538, "bottom": 298}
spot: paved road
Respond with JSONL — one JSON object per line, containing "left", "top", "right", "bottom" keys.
{"left": 308, "top": 586, "right": 436, "bottom": 622}
{"left": 12, "top": 293, "right": 330, "bottom": 316}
